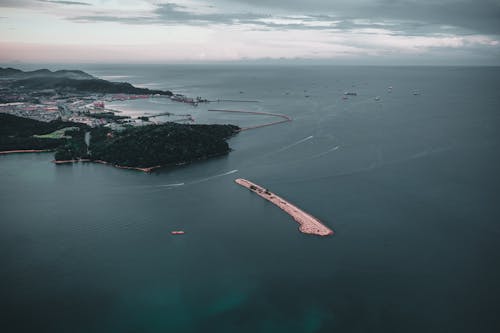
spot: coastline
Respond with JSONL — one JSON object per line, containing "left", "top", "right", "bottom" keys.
{"left": 52, "top": 150, "right": 230, "bottom": 173}
{"left": 53, "top": 158, "right": 163, "bottom": 173}
{"left": 0, "top": 149, "right": 54, "bottom": 155}
{"left": 235, "top": 178, "right": 334, "bottom": 236}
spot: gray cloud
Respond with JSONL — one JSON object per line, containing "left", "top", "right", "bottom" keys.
{"left": 0, "top": 0, "right": 35, "bottom": 7}
{"left": 223, "top": 0, "right": 500, "bottom": 35}
{"left": 69, "top": 1, "right": 494, "bottom": 38}
{"left": 2, "top": 0, "right": 499, "bottom": 64}
{"left": 38, "top": 0, "right": 91, "bottom": 5}
{"left": 72, "top": 3, "right": 265, "bottom": 26}
{"left": 154, "top": 3, "right": 262, "bottom": 25}
{"left": 0, "top": 0, "right": 91, "bottom": 7}
{"left": 4, "top": 0, "right": 500, "bottom": 36}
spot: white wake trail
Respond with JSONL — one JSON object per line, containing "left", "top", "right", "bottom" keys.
{"left": 275, "top": 135, "right": 314, "bottom": 153}
{"left": 158, "top": 183, "right": 185, "bottom": 187}
{"left": 311, "top": 145, "right": 340, "bottom": 159}
{"left": 190, "top": 169, "right": 238, "bottom": 184}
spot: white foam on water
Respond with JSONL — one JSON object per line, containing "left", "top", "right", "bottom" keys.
{"left": 190, "top": 169, "right": 238, "bottom": 184}
{"left": 275, "top": 135, "right": 314, "bottom": 153}
{"left": 311, "top": 145, "right": 340, "bottom": 159}
{"left": 158, "top": 183, "right": 185, "bottom": 187}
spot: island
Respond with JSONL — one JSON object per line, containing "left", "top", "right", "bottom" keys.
{"left": 235, "top": 178, "right": 334, "bottom": 236}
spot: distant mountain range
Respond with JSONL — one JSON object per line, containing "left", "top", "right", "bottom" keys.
{"left": 0, "top": 67, "right": 172, "bottom": 96}
{"left": 0, "top": 68, "right": 95, "bottom": 80}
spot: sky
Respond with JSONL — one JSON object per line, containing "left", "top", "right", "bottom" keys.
{"left": 1, "top": 0, "right": 499, "bottom": 64}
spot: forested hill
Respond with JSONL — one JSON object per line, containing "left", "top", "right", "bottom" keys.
{"left": 0, "top": 68, "right": 94, "bottom": 80}
{"left": 0, "top": 113, "right": 88, "bottom": 151}
{"left": 0, "top": 67, "right": 173, "bottom": 96}
{"left": 86, "top": 123, "right": 240, "bottom": 168}
{"left": 0, "top": 113, "right": 240, "bottom": 170}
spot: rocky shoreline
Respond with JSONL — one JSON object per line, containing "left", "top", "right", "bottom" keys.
{"left": 52, "top": 150, "right": 230, "bottom": 173}
{"left": 0, "top": 149, "right": 54, "bottom": 154}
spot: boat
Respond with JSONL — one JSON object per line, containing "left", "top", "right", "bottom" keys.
{"left": 374, "top": 96, "right": 381, "bottom": 101}
{"left": 171, "top": 231, "right": 185, "bottom": 235}
{"left": 344, "top": 92, "right": 357, "bottom": 96}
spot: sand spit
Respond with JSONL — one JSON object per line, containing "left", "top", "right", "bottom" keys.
{"left": 235, "top": 178, "right": 333, "bottom": 236}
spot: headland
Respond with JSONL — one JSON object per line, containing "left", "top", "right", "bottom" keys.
{"left": 0, "top": 67, "right": 241, "bottom": 172}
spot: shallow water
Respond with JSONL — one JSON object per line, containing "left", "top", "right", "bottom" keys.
{"left": 1, "top": 65, "right": 500, "bottom": 332}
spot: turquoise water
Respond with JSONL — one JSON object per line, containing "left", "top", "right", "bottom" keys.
{"left": 1, "top": 65, "right": 500, "bottom": 332}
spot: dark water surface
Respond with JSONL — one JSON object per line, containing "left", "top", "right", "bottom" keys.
{"left": 1, "top": 65, "right": 500, "bottom": 332}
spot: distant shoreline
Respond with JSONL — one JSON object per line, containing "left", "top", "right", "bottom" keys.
{"left": 0, "top": 149, "right": 54, "bottom": 155}
{"left": 52, "top": 151, "right": 230, "bottom": 173}
{"left": 53, "top": 159, "right": 160, "bottom": 172}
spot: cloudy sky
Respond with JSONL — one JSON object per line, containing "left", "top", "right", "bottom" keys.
{"left": 1, "top": 0, "right": 499, "bottom": 64}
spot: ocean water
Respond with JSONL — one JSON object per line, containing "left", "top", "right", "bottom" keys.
{"left": 1, "top": 65, "right": 500, "bottom": 332}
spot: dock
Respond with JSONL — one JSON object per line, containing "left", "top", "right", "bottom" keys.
{"left": 235, "top": 178, "right": 333, "bottom": 236}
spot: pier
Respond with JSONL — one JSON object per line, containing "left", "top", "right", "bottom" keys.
{"left": 235, "top": 178, "right": 333, "bottom": 236}
{"left": 208, "top": 109, "right": 291, "bottom": 131}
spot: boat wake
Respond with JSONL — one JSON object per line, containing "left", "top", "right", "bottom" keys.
{"left": 275, "top": 136, "right": 314, "bottom": 153}
{"left": 281, "top": 146, "right": 453, "bottom": 184}
{"left": 190, "top": 169, "right": 238, "bottom": 184}
{"left": 158, "top": 183, "right": 185, "bottom": 187}
{"left": 311, "top": 146, "right": 340, "bottom": 159}
{"left": 410, "top": 147, "right": 449, "bottom": 159}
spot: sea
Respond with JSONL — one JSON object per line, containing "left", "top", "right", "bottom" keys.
{"left": 1, "top": 65, "right": 500, "bottom": 333}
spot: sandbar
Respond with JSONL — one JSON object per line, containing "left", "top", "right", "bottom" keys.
{"left": 235, "top": 178, "right": 333, "bottom": 236}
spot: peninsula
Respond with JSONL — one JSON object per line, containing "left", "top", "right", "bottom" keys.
{"left": 0, "top": 113, "right": 239, "bottom": 171}
{"left": 0, "top": 67, "right": 172, "bottom": 97}
{"left": 0, "top": 67, "right": 196, "bottom": 127}
{"left": 0, "top": 66, "right": 241, "bottom": 172}
{"left": 235, "top": 178, "right": 334, "bottom": 236}
{"left": 80, "top": 122, "right": 239, "bottom": 171}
